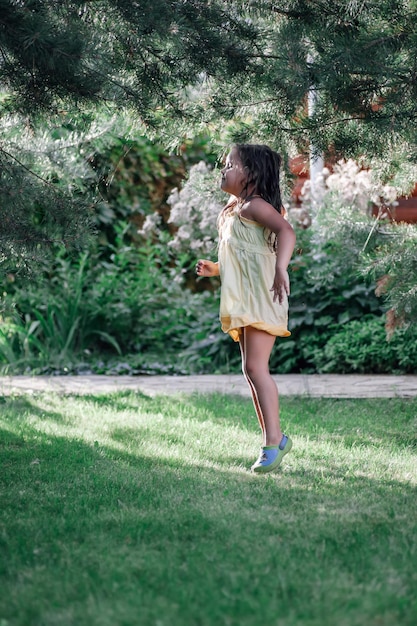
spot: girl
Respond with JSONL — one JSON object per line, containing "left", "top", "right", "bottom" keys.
{"left": 196, "top": 144, "right": 296, "bottom": 474}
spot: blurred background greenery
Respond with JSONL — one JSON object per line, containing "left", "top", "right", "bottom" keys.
{"left": 1, "top": 131, "right": 416, "bottom": 376}
{"left": 1, "top": 1, "right": 417, "bottom": 376}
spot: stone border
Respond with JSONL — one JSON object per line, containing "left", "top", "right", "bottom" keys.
{"left": 0, "top": 374, "right": 416, "bottom": 398}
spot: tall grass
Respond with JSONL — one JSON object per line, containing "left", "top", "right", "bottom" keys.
{"left": 1, "top": 392, "right": 416, "bottom": 626}
{"left": 0, "top": 253, "right": 122, "bottom": 374}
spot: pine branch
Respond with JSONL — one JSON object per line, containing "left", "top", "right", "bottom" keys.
{"left": 0, "top": 146, "right": 57, "bottom": 190}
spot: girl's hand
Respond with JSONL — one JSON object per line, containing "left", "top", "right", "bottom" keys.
{"left": 196, "top": 259, "right": 220, "bottom": 277}
{"left": 271, "top": 267, "right": 290, "bottom": 303}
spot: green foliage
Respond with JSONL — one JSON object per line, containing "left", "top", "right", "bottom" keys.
{"left": 0, "top": 221, "right": 224, "bottom": 374}
{"left": 0, "top": 146, "right": 93, "bottom": 273}
{"left": 306, "top": 185, "right": 417, "bottom": 331}
{"left": 95, "top": 137, "right": 179, "bottom": 227}
{"left": 0, "top": 251, "right": 122, "bottom": 373}
{"left": 2, "top": 202, "right": 415, "bottom": 376}
{"left": 178, "top": 290, "right": 241, "bottom": 374}
{"left": 158, "top": 1, "right": 417, "bottom": 176}
{"left": 1, "top": 133, "right": 416, "bottom": 376}
{"left": 93, "top": 134, "right": 216, "bottom": 245}
{"left": 4, "top": 0, "right": 417, "bottom": 290}
{"left": 0, "top": 108, "right": 127, "bottom": 272}
{"left": 312, "top": 316, "right": 417, "bottom": 374}
{"left": 0, "top": 316, "right": 46, "bottom": 373}
{"left": 4, "top": 165, "right": 417, "bottom": 374}
{"left": 361, "top": 221, "right": 417, "bottom": 327}
{"left": 1, "top": 392, "right": 417, "bottom": 625}
{"left": 4, "top": 0, "right": 417, "bottom": 165}
{"left": 1, "top": 0, "right": 253, "bottom": 267}
{"left": 268, "top": 225, "right": 385, "bottom": 373}
{"left": 0, "top": 132, "right": 220, "bottom": 374}
{"left": 1, "top": 0, "right": 256, "bottom": 115}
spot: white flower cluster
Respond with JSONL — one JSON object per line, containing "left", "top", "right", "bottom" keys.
{"left": 138, "top": 212, "right": 162, "bottom": 236}
{"left": 167, "top": 161, "right": 222, "bottom": 255}
{"left": 301, "top": 158, "right": 398, "bottom": 213}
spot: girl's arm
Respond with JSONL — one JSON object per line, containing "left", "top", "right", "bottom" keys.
{"left": 240, "top": 198, "right": 296, "bottom": 303}
{"left": 272, "top": 215, "right": 296, "bottom": 303}
{"left": 196, "top": 259, "right": 220, "bottom": 277}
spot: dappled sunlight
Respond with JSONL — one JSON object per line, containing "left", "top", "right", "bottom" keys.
{"left": 2, "top": 392, "right": 416, "bottom": 532}
{"left": 292, "top": 436, "right": 417, "bottom": 486}
{"left": 2, "top": 390, "right": 259, "bottom": 464}
{"left": 2, "top": 392, "right": 416, "bottom": 489}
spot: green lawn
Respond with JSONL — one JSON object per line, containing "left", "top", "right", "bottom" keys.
{"left": 0, "top": 391, "right": 416, "bottom": 626}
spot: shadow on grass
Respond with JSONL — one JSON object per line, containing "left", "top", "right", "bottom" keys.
{"left": 0, "top": 393, "right": 84, "bottom": 426}
{"left": 1, "top": 393, "right": 416, "bottom": 626}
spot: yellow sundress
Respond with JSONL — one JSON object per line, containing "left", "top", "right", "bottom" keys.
{"left": 218, "top": 209, "right": 291, "bottom": 342}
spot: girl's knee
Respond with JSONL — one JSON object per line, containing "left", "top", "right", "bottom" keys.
{"left": 244, "top": 360, "right": 259, "bottom": 381}
{"left": 242, "top": 362, "right": 254, "bottom": 384}
{"left": 245, "top": 357, "right": 273, "bottom": 384}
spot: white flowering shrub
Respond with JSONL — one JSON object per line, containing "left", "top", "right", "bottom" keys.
{"left": 301, "top": 158, "right": 398, "bottom": 214}
{"left": 138, "top": 211, "right": 162, "bottom": 237}
{"left": 167, "top": 161, "right": 223, "bottom": 256}
{"left": 137, "top": 160, "right": 222, "bottom": 257}
{"left": 136, "top": 161, "right": 224, "bottom": 285}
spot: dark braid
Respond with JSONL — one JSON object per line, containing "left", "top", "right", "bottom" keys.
{"left": 235, "top": 144, "right": 282, "bottom": 213}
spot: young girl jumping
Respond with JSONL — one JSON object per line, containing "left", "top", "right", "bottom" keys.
{"left": 196, "top": 144, "right": 296, "bottom": 474}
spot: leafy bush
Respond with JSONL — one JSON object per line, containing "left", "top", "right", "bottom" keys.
{"left": 93, "top": 133, "right": 217, "bottom": 246}
{"left": 2, "top": 150, "right": 416, "bottom": 376}
{"left": 0, "top": 250, "right": 122, "bottom": 373}
{"left": 268, "top": 225, "right": 386, "bottom": 373}
{"left": 0, "top": 222, "right": 236, "bottom": 374}
{"left": 311, "top": 316, "right": 417, "bottom": 374}
{"left": 0, "top": 137, "right": 222, "bottom": 374}
{"left": 301, "top": 158, "right": 417, "bottom": 331}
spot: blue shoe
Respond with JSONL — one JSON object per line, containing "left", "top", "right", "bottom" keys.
{"left": 251, "top": 435, "right": 293, "bottom": 474}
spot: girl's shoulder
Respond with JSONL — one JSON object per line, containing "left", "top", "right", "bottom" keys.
{"left": 239, "top": 196, "right": 274, "bottom": 220}
{"left": 217, "top": 197, "right": 239, "bottom": 232}
{"left": 239, "top": 197, "right": 291, "bottom": 233}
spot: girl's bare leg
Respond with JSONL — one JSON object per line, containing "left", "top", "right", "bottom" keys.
{"left": 240, "top": 326, "right": 282, "bottom": 447}
{"left": 239, "top": 331, "right": 266, "bottom": 438}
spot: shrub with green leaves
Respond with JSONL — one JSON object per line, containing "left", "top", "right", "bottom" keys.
{"left": 0, "top": 222, "right": 232, "bottom": 375}
{"left": 267, "top": 225, "right": 386, "bottom": 373}
{"left": 312, "top": 315, "right": 417, "bottom": 374}
{"left": 2, "top": 150, "right": 416, "bottom": 376}
{"left": 301, "top": 158, "right": 417, "bottom": 331}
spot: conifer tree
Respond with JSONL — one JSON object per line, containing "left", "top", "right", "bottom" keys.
{"left": 2, "top": 0, "right": 417, "bottom": 312}
{"left": 0, "top": 0, "right": 256, "bottom": 268}
{"left": 179, "top": 0, "right": 417, "bottom": 179}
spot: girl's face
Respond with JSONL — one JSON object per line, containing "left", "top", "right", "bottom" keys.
{"left": 220, "top": 149, "right": 248, "bottom": 197}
